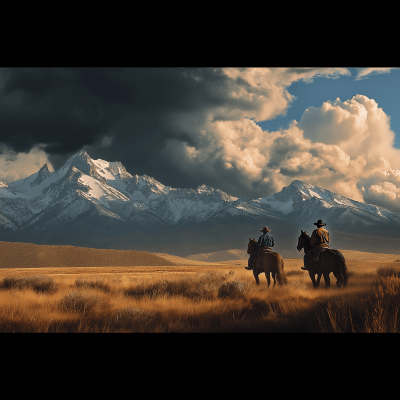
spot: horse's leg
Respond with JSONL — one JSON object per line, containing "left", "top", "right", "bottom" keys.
{"left": 253, "top": 269, "right": 260, "bottom": 285}
{"left": 265, "top": 271, "right": 271, "bottom": 287}
{"left": 333, "top": 270, "right": 341, "bottom": 288}
{"left": 316, "top": 273, "right": 322, "bottom": 288}
{"left": 332, "top": 255, "right": 343, "bottom": 287}
{"left": 309, "top": 272, "right": 317, "bottom": 288}
{"left": 271, "top": 271, "right": 276, "bottom": 286}
{"left": 323, "top": 272, "right": 331, "bottom": 288}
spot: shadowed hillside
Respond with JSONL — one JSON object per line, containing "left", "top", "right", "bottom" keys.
{"left": 0, "top": 242, "right": 177, "bottom": 269}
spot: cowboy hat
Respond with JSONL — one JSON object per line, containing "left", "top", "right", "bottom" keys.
{"left": 259, "top": 226, "right": 271, "bottom": 232}
{"left": 314, "top": 219, "right": 326, "bottom": 226}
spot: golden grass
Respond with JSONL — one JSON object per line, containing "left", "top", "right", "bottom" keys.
{"left": 316, "top": 280, "right": 400, "bottom": 333}
{"left": 0, "top": 249, "right": 399, "bottom": 332}
{"left": 0, "top": 269, "right": 297, "bottom": 332}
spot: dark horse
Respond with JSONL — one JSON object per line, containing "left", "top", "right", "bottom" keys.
{"left": 247, "top": 239, "right": 287, "bottom": 287}
{"left": 297, "top": 230, "right": 349, "bottom": 288}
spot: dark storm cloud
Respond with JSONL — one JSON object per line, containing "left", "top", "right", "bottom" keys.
{"left": 0, "top": 68, "right": 213, "bottom": 148}
{"left": 0, "top": 67, "right": 238, "bottom": 187}
{"left": 1, "top": 68, "right": 111, "bottom": 154}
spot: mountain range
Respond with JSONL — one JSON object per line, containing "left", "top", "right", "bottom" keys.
{"left": 1, "top": 150, "right": 400, "bottom": 257}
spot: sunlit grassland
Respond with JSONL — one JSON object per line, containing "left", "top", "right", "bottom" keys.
{"left": 0, "top": 260, "right": 399, "bottom": 332}
{"left": 317, "top": 266, "right": 400, "bottom": 333}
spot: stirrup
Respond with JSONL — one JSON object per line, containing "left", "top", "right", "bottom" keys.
{"left": 301, "top": 266, "right": 308, "bottom": 271}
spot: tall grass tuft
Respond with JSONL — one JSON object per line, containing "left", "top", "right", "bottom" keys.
{"left": 217, "top": 280, "right": 248, "bottom": 299}
{"left": 364, "top": 276, "right": 400, "bottom": 332}
{"left": 317, "top": 297, "right": 358, "bottom": 333}
{"left": 0, "top": 275, "right": 58, "bottom": 293}
{"left": 124, "top": 271, "right": 230, "bottom": 301}
{"left": 318, "top": 276, "right": 400, "bottom": 333}
{"left": 58, "top": 291, "right": 107, "bottom": 313}
{"left": 376, "top": 266, "right": 400, "bottom": 278}
{"left": 75, "top": 277, "right": 113, "bottom": 293}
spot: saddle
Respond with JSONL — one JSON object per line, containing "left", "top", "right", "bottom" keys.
{"left": 303, "top": 246, "right": 330, "bottom": 271}
{"left": 313, "top": 247, "right": 328, "bottom": 262}
{"left": 253, "top": 247, "right": 273, "bottom": 269}
{"left": 259, "top": 246, "right": 273, "bottom": 254}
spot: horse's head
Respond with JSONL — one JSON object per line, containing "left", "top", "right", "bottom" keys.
{"left": 297, "top": 230, "right": 309, "bottom": 251}
{"left": 247, "top": 238, "right": 257, "bottom": 254}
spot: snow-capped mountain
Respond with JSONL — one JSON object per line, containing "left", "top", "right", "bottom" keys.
{"left": 0, "top": 150, "right": 400, "bottom": 255}
{"left": 0, "top": 150, "right": 272, "bottom": 233}
{"left": 256, "top": 180, "right": 400, "bottom": 227}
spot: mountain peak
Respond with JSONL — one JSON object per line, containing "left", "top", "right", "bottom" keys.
{"left": 75, "top": 150, "right": 90, "bottom": 158}
{"left": 195, "top": 184, "right": 239, "bottom": 201}
{"left": 66, "top": 150, "right": 92, "bottom": 165}
{"left": 62, "top": 150, "right": 100, "bottom": 178}
{"left": 197, "top": 184, "right": 213, "bottom": 192}
{"left": 30, "top": 163, "right": 52, "bottom": 187}
{"left": 289, "top": 180, "right": 314, "bottom": 190}
{"left": 283, "top": 180, "right": 327, "bottom": 199}
{"left": 107, "top": 161, "right": 132, "bottom": 180}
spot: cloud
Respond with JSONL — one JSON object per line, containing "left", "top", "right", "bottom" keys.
{"left": 6, "top": 67, "right": 400, "bottom": 213}
{"left": 357, "top": 168, "right": 400, "bottom": 212}
{"left": 100, "top": 134, "right": 114, "bottom": 148}
{"left": 0, "top": 144, "right": 53, "bottom": 183}
{"left": 217, "top": 68, "right": 351, "bottom": 121}
{"left": 164, "top": 93, "right": 400, "bottom": 212}
{"left": 298, "top": 95, "right": 398, "bottom": 164}
{"left": 355, "top": 67, "right": 398, "bottom": 80}
{"left": 362, "top": 183, "right": 400, "bottom": 212}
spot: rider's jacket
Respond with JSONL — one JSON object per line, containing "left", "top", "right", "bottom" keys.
{"left": 257, "top": 232, "right": 274, "bottom": 248}
{"left": 310, "top": 227, "right": 330, "bottom": 248}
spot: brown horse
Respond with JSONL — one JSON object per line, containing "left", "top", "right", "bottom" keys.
{"left": 297, "top": 230, "right": 349, "bottom": 288}
{"left": 247, "top": 238, "right": 287, "bottom": 287}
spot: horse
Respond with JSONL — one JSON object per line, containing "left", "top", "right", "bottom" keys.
{"left": 297, "top": 230, "right": 349, "bottom": 288}
{"left": 247, "top": 238, "right": 287, "bottom": 287}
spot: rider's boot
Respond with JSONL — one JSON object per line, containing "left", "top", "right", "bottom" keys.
{"left": 302, "top": 261, "right": 317, "bottom": 271}
{"left": 301, "top": 259, "right": 309, "bottom": 270}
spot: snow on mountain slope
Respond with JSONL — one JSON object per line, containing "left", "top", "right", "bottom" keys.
{"left": 92, "top": 158, "right": 133, "bottom": 181}
{"left": 257, "top": 180, "right": 400, "bottom": 226}
{"left": 1, "top": 151, "right": 400, "bottom": 238}
{"left": 78, "top": 173, "right": 130, "bottom": 206}
{"left": 258, "top": 198, "right": 294, "bottom": 215}
{"left": 0, "top": 150, "right": 249, "bottom": 230}
{"left": 8, "top": 164, "right": 60, "bottom": 199}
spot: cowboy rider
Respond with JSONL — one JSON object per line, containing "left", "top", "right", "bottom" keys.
{"left": 301, "top": 219, "right": 330, "bottom": 271}
{"left": 245, "top": 226, "right": 274, "bottom": 270}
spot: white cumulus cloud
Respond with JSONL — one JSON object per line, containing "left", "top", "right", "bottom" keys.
{"left": 164, "top": 87, "right": 400, "bottom": 213}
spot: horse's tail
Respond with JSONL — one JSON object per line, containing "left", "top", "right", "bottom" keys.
{"left": 276, "top": 256, "right": 287, "bottom": 285}
{"left": 334, "top": 250, "right": 349, "bottom": 287}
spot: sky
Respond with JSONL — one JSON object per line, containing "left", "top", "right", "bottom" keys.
{"left": 1, "top": 67, "right": 400, "bottom": 213}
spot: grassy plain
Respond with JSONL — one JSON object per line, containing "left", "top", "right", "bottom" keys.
{"left": 0, "top": 243, "right": 399, "bottom": 332}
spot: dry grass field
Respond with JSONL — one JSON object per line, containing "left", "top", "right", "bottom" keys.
{"left": 0, "top": 242, "right": 399, "bottom": 332}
